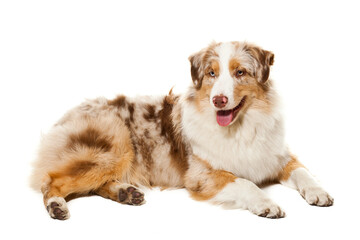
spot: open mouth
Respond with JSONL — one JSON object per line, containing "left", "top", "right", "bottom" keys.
{"left": 216, "top": 96, "right": 246, "bottom": 127}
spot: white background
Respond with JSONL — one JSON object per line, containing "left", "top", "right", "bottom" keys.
{"left": 1, "top": 0, "right": 359, "bottom": 239}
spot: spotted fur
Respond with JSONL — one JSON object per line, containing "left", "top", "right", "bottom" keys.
{"left": 31, "top": 41, "right": 333, "bottom": 220}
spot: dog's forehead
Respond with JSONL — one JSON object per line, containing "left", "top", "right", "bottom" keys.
{"left": 211, "top": 42, "right": 253, "bottom": 71}
{"left": 214, "top": 42, "right": 235, "bottom": 63}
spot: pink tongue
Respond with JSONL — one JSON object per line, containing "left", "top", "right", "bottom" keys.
{"left": 216, "top": 110, "right": 233, "bottom": 126}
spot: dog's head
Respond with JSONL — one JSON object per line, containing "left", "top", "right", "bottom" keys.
{"left": 189, "top": 41, "right": 274, "bottom": 127}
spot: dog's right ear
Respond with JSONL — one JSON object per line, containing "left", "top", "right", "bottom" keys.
{"left": 189, "top": 50, "right": 205, "bottom": 90}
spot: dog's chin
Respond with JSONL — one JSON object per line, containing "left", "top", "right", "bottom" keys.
{"left": 216, "top": 96, "right": 247, "bottom": 127}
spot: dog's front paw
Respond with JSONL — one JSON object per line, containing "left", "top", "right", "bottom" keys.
{"left": 249, "top": 199, "right": 286, "bottom": 219}
{"left": 300, "top": 187, "right": 334, "bottom": 207}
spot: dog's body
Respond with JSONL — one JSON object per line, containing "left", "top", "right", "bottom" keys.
{"left": 31, "top": 41, "right": 333, "bottom": 220}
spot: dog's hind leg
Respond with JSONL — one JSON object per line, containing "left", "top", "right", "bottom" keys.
{"left": 42, "top": 160, "right": 108, "bottom": 220}
{"left": 42, "top": 152, "right": 135, "bottom": 220}
{"left": 95, "top": 181, "right": 145, "bottom": 206}
{"left": 41, "top": 175, "right": 70, "bottom": 220}
{"left": 42, "top": 149, "right": 134, "bottom": 220}
{"left": 36, "top": 121, "right": 136, "bottom": 220}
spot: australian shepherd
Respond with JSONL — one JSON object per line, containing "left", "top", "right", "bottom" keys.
{"left": 31, "top": 41, "right": 333, "bottom": 220}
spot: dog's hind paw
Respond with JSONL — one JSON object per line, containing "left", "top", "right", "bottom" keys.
{"left": 118, "top": 184, "right": 145, "bottom": 206}
{"left": 46, "top": 197, "right": 70, "bottom": 220}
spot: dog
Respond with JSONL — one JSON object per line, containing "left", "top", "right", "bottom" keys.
{"left": 31, "top": 41, "right": 333, "bottom": 220}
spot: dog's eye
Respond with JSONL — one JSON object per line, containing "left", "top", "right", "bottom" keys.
{"left": 236, "top": 70, "right": 245, "bottom": 77}
{"left": 209, "top": 71, "right": 216, "bottom": 77}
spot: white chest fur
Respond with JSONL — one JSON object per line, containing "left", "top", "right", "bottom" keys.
{"left": 181, "top": 99, "right": 289, "bottom": 184}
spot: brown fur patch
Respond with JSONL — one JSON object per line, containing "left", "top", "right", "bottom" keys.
{"left": 67, "top": 127, "right": 113, "bottom": 152}
{"left": 205, "top": 60, "right": 220, "bottom": 77}
{"left": 278, "top": 155, "right": 305, "bottom": 181}
{"left": 190, "top": 57, "right": 202, "bottom": 89}
{"left": 233, "top": 79, "right": 272, "bottom": 113}
{"left": 127, "top": 104, "right": 157, "bottom": 172}
{"left": 137, "top": 137, "right": 154, "bottom": 172}
{"left": 108, "top": 95, "right": 127, "bottom": 108}
{"left": 143, "top": 104, "right": 157, "bottom": 122}
{"left": 158, "top": 94, "right": 189, "bottom": 175}
{"left": 189, "top": 50, "right": 220, "bottom": 111}
{"left": 244, "top": 45, "right": 274, "bottom": 83}
{"left": 124, "top": 118, "right": 131, "bottom": 128}
{"left": 94, "top": 181, "right": 120, "bottom": 202}
{"left": 144, "top": 129, "right": 150, "bottom": 139}
{"left": 185, "top": 156, "right": 236, "bottom": 201}
{"left": 228, "top": 58, "right": 248, "bottom": 78}
{"left": 229, "top": 58, "right": 241, "bottom": 72}
{"left": 108, "top": 95, "right": 135, "bottom": 124}
{"left": 128, "top": 103, "right": 135, "bottom": 122}
{"left": 66, "top": 161, "right": 98, "bottom": 177}
{"left": 192, "top": 76, "right": 213, "bottom": 112}
{"left": 189, "top": 43, "right": 219, "bottom": 90}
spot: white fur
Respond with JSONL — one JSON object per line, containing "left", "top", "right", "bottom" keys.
{"left": 212, "top": 178, "right": 285, "bottom": 217}
{"left": 281, "top": 168, "right": 334, "bottom": 206}
{"left": 181, "top": 88, "right": 289, "bottom": 184}
{"left": 210, "top": 43, "right": 236, "bottom": 109}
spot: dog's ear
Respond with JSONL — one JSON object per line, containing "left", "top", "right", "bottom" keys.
{"left": 247, "top": 46, "right": 274, "bottom": 83}
{"left": 189, "top": 50, "right": 205, "bottom": 90}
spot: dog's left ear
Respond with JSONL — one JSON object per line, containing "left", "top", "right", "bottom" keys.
{"left": 248, "top": 46, "right": 274, "bottom": 83}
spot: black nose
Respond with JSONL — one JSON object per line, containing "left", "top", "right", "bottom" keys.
{"left": 212, "top": 95, "right": 228, "bottom": 108}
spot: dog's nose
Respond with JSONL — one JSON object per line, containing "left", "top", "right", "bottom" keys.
{"left": 212, "top": 95, "right": 228, "bottom": 108}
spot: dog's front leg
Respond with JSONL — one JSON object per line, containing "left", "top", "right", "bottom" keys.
{"left": 185, "top": 155, "right": 285, "bottom": 218}
{"left": 278, "top": 155, "right": 334, "bottom": 206}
